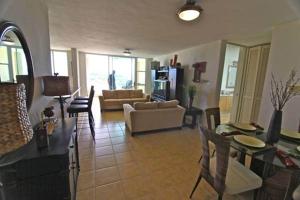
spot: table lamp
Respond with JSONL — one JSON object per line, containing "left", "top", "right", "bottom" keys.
{"left": 43, "top": 75, "right": 71, "bottom": 118}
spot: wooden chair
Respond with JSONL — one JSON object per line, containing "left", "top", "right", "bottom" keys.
{"left": 190, "top": 126, "right": 262, "bottom": 199}
{"left": 206, "top": 107, "right": 221, "bottom": 130}
{"left": 293, "top": 185, "right": 300, "bottom": 200}
{"left": 67, "top": 86, "right": 95, "bottom": 139}
{"left": 199, "top": 107, "right": 226, "bottom": 162}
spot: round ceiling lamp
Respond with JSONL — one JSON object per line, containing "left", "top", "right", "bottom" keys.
{"left": 178, "top": 0, "right": 203, "bottom": 21}
{"left": 123, "top": 49, "right": 131, "bottom": 56}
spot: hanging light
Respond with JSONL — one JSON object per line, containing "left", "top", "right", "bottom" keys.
{"left": 123, "top": 49, "right": 131, "bottom": 56}
{"left": 2, "top": 35, "right": 15, "bottom": 46}
{"left": 178, "top": 0, "right": 203, "bottom": 21}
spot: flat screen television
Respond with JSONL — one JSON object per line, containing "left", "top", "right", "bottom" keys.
{"left": 152, "top": 80, "right": 170, "bottom": 101}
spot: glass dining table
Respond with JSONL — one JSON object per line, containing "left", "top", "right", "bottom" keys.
{"left": 216, "top": 124, "right": 300, "bottom": 200}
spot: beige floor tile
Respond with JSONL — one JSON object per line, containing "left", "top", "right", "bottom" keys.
{"left": 95, "top": 154, "right": 116, "bottom": 169}
{"left": 80, "top": 157, "right": 95, "bottom": 172}
{"left": 79, "top": 148, "right": 95, "bottom": 160}
{"left": 94, "top": 128, "right": 109, "bottom": 133}
{"left": 111, "top": 136, "right": 129, "bottom": 144}
{"left": 95, "top": 182, "right": 125, "bottom": 200}
{"left": 95, "top": 138, "right": 111, "bottom": 147}
{"left": 153, "top": 186, "right": 182, "bottom": 200}
{"left": 74, "top": 109, "right": 235, "bottom": 199}
{"left": 109, "top": 131, "right": 124, "bottom": 138}
{"left": 115, "top": 152, "right": 134, "bottom": 164}
{"left": 77, "top": 187, "right": 95, "bottom": 200}
{"left": 77, "top": 171, "right": 95, "bottom": 191}
{"left": 95, "top": 166, "right": 120, "bottom": 186}
{"left": 117, "top": 162, "right": 143, "bottom": 179}
{"left": 113, "top": 143, "right": 132, "bottom": 153}
{"left": 95, "top": 133, "right": 110, "bottom": 139}
{"left": 121, "top": 176, "right": 154, "bottom": 199}
{"left": 95, "top": 146, "right": 114, "bottom": 156}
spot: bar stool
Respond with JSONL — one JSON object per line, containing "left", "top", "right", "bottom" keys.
{"left": 74, "top": 86, "right": 94, "bottom": 101}
{"left": 67, "top": 86, "right": 95, "bottom": 140}
{"left": 71, "top": 86, "right": 94, "bottom": 123}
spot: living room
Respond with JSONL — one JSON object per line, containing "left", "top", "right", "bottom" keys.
{"left": 0, "top": 0, "right": 300, "bottom": 200}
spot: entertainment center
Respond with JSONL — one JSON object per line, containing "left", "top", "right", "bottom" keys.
{"left": 151, "top": 67, "right": 184, "bottom": 104}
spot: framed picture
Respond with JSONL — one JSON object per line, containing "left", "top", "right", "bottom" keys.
{"left": 226, "top": 61, "right": 237, "bottom": 88}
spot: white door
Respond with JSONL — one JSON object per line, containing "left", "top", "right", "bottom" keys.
{"left": 237, "top": 45, "right": 270, "bottom": 123}
{"left": 238, "top": 46, "right": 261, "bottom": 123}
{"left": 250, "top": 45, "right": 270, "bottom": 122}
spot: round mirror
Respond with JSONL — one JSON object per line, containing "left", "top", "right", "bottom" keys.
{"left": 0, "top": 21, "right": 34, "bottom": 110}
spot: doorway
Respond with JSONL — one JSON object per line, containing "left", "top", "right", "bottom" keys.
{"left": 219, "top": 43, "right": 270, "bottom": 124}
{"left": 219, "top": 44, "right": 245, "bottom": 123}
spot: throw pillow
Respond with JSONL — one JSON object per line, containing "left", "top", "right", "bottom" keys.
{"left": 158, "top": 100, "right": 179, "bottom": 108}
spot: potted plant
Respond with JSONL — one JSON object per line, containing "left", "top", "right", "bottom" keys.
{"left": 267, "top": 70, "right": 299, "bottom": 144}
{"left": 188, "top": 85, "right": 197, "bottom": 109}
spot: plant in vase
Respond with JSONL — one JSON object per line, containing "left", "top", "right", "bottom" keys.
{"left": 267, "top": 70, "right": 300, "bottom": 144}
{"left": 188, "top": 85, "right": 197, "bottom": 109}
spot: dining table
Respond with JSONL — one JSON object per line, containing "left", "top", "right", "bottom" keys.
{"left": 215, "top": 124, "right": 300, "bottom": 200}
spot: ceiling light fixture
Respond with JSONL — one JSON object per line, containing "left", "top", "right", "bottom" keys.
{"left": 2, "top": 35, "right": 15, "bottom": 46}
{"left": 178, "top": 0, "right": 203, "bottom": 21}
{"left": 123, "top": 49, "right": 131, "bottom": 56}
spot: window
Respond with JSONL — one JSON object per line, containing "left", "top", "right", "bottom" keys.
{"left": 86, "top": 53, "right": 143, "bottom": 94}
{"left": 86, "top": 54, "right": 109, "bottom": 95}
{"left": 51, "top": 50, "right": 69, "bottom": 76}
{"left": 0, "top": 46, "right": 10, "bottom": 82}
{"left": 111, "top": 57, "right": 135, "bottom": 89}
{"left": 136, "top": 58, "right": 146, "bottom": 91}
{"left": 0, "top": 45, "right": 27, "bottom": 82}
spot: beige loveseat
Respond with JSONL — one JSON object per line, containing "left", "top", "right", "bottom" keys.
{"left": 99, "top": 89, "right": 150, "bottom": 111}
{"left": 123, "top": 100, "right": 186, "bottom": 135}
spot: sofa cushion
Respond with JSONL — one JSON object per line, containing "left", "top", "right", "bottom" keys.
{"left": 134, "top": 102, "right": 158, "bottom": 110}
{"left": 102, "top": 90, "right": 117, "bottom": 99}
{"left": 104, "top": 99, "right": 123, "bottom": 106}
{"left": 158, "top": 100, "right": 179, "bottom": 109}
{"left": 130, "top": 90, "right": 143, "bottom": 98}
{"left": 116, "top": 90, "right": 131, "bottom": 99}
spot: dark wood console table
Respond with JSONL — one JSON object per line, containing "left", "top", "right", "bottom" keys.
{"left": 183, "top": 107, "right": 203, "bottom": 128}
{"left": 0, "top": 118, "right": 78, "bottom": 200}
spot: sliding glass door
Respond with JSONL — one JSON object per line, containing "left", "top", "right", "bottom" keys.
{"left": 86, "top": 54, "right": 109, "bottom": 95}
{"left": 86, "top": 53, "right": 145, "bottom": 94}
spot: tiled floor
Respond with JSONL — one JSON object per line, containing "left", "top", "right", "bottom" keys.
{"left": 75, "top": 105, "right": 245, "bottom": 200}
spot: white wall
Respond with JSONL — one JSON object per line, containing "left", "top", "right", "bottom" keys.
{"left": 258, "top": 20, "right": 300, "bottom": 131}
{"left": 0, "top": 0, "right": 52, "bottom": 125}
{"left": 154, "top": 40, "right": 226, "bottom": 110}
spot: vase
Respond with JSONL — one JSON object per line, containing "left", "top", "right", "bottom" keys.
{"left": 266, "top": 110, "right": 282, "bottom": 144}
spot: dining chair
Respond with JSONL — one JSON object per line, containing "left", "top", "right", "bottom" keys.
{"left": 198, "top": 107, "right": 236, "bottom": 163}
{"left": 67, "top": 86, "right": 95, "bottom": 140}
{"left": 255, "top": 169, "right": 291, "bottom": 200}
{"left": 206, "top": 107, "right": 221, "bottom": 130}
{"left": 293, "top": 185, "right": 300, "bottom": 200}
{"left": 190, "top": 126, "right": 262, "bottom": 200}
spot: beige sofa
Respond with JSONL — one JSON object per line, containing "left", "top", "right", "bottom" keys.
{"left": 99, "top": 89, "right": 150, "bottom": 111}
{"left": 123, "top": 100, "right": 186, "bottom": 135}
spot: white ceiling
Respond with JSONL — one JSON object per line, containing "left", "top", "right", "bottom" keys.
{"left": 47, "top": 0, "right": 299, "bottom": 58}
